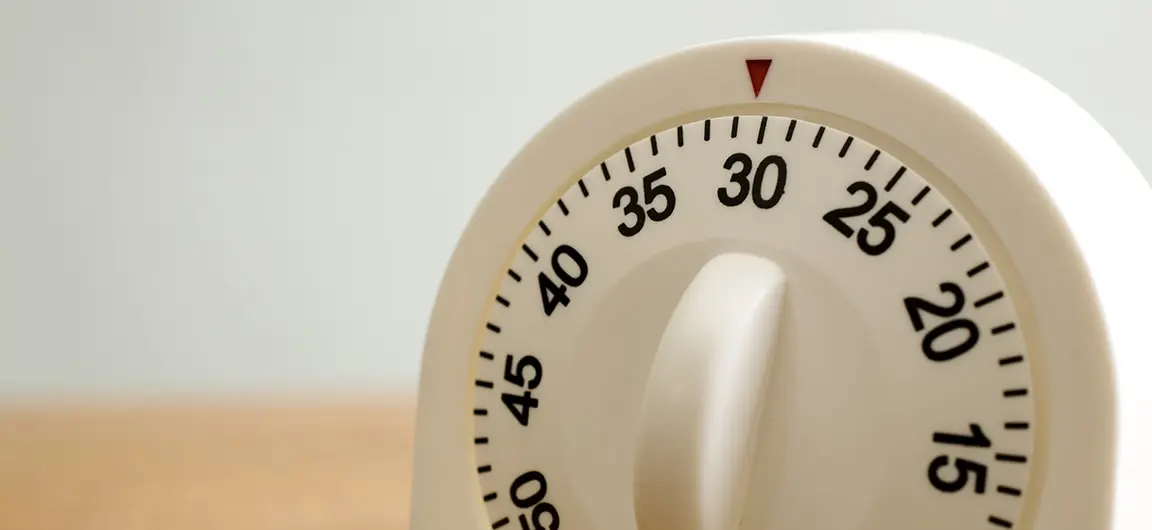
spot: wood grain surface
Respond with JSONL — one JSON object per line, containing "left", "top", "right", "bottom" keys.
{"left": 0, "top": 397, "right": 415, "bottom": 530}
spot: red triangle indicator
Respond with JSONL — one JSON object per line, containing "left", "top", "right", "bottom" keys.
{"left": 746, "top": 59, "right": 773, "bottom": 98}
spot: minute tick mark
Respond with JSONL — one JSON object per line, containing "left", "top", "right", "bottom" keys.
{"left": 1003, "top": 387, "right": 1029, "bottom": 398}
{"left": 884, "top": 166, "right": 905, "bottom": 191}
{"left": 730, "top": 116, "right": 740, "bottom": 138}
{"left": 557, "top": 198, "right": 569, "bottom": 216}
{"left": 812, "top": 126, "right": 825, "bottom": 148}
{"left": 974, "top": 291, "right": 1004, "bottom": 308}
{"left": 912, "top": 186, "right": 931, "bottom": 205}
{"left": 864, "top": 149, "right": 880, "bottom": 170}
{"left": 757, "top": 117, "right": 767, "bottom": 144}
{"left": 988, "top": 515, "right": 1014, "bottom": 528}
{"left": 578, "top": 179, "right": 589, "bottom": 197}
{"left": 997, "top": 485, "right": 1022, "bottom": 496}
{"left": 967, "top": 261, "right": 991, "bottom": 277}
{"left": 839, "top": 136, "right": 854, "bottom": 157}
{"left": 999, "top": 354, "right": 1024, "bottom": 366}
{"left": 507, "top": 270, "right": 522, "bottom": 282}
{"left": 625, "top": 147, "right": 636, "bottom": 172}
{"left": 950, "top": 234, "right": 973, "bottom": 251}
{"left": 677, "top": 126, "right": 685, "bottom": 147}
{"left": 522, "top": 244, "right": 538, "bottom": 262}
{"left": 995, "top": 453, "right": 1028, "bottom": 464}
{"left": 992, "top": 322, "right": 1017, "bottom": 335}
{"left": 785, "top": 119, "right": 796, "bottom": 141}
{"left": 932, "top": 209, "right": 953, "bottom": 227}
{"left": 601, "top": 162, "right": 612, "bottom": 181}
{"left": 486, "top": 322, "right": 502, "bottom": 334}
{"left": 704, "top": 119, "right": 711, "bottom": 141}
{"left": 650, "top": 134, "right": 659, "bottom": 155}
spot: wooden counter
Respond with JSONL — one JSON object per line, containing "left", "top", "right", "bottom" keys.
{"left": 0, "top": 397, "right": 415, "bottom": 530}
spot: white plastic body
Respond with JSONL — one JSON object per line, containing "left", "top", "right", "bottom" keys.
{"left": 412, "top": 31, "right": 1152, "bottom": 529}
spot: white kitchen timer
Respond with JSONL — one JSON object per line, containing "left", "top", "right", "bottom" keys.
{"left": 410, "top": 31, "right": 1152, "bottom": 530}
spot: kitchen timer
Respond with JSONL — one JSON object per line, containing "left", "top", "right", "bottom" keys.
{"left": 411, "top": 32, "right": 1152, "bottom": 530}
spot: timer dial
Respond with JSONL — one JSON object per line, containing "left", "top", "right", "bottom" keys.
{"left": 472, "top": 115, "right": 1034, "bottom": 530}
{"left": 410, "top": 32, "right": 1152, "bottom": 530}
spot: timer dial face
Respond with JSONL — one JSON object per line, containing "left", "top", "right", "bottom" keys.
{"left": 471, "top": 115, "right": 1036, "bottom": 530}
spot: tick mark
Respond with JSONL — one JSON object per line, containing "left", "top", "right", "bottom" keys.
{"left": 932, "top": 209, "right": 953, "bottom": 227}
{"left": 578, "top": 179, "right": 589, "bottom": 197}
{"left": 495, "top": 295, "right": 509, "bottom": 308}
{"left": 974, "top": 291, "right": 1004, "bottom": 308}
{"left": 884, "top": 166, "right": 906, "bottom": 191}
{"left": 704, "top": 119, "right": 711, "bottom": 141}
{"left": 507, "top": 270, "right": 521, "bottom": 282}
{"left": 479, "top": 350, "right": 495, "bottom": 360}
{"left": 677, "top": 126, "right": 685, "bottom": 147}
{"left": 997, "top": 485, "right": 1022, "bottom": 496}
{"left": 989, "top": 515, "right": 1014, "bottom": 528}
{"left": 538, "top": 220, "right": 551, "bottom": 236}
{"left": 812, "top": 126, "right": 825, "bottom": 148}
{"left": 785, "top": 119, "right": 796, "bottom": 142}
{"left": 474, "top": 408, "right": 488, "bottom": 416}
{"left": 995, "top": 453, "right": 1028, "bottom": 464}
{"left": 992, "top": 322, "right": 1017, "bottom": 335}
{"left": 1003, "top": 387, "right": 1029, "bottom": 398}
{"left": 522, "top": 244, "right": 538, "bottom": 262}
{"left": 757, "top": 117, "right": 767, "bottom": 144}
{"left": 625, "top": 147, "right": 636, "bottom": 172}
{"left": 950, "top": 234, "right": 973, "bottom": 251}
{"left": 557, "top": 198, "right": 569, "bottom": 216}
{"left": 650, "top": 134, "right": 659, "bottom": 156}
{"left": 478, "top": 464, "right": 492, "bottom": 473}
{"left": 912, "top": 186, "right": 931, "bottom": 205}
{"left": 999, "top": 354, "right": 1024, "bottom": 366}
{"left": 864, "top": 149, "right": 880, "bottom": 170}
{"left": 968, "top": 261, "right": 991, "bottom": 277}
{"left": 474, "top": 436, "right": 489, "bottom": 444}
{"left": 1004, "top": 422, "right": 1030, "bottom": 430}
{"left": 600, "top": 162, "right": 612, "bottom": 181}
{"left": 492, "top": 517, "right": 509, "bottom": 529}
{"left": 839, "top": 136, "right": 854, "bottom": 158}
{"left": 486, "top": 322, "right": 501, "bottom": 334}
{"left": 730, "top": 116, "right": 740, "bottom": 138}
{"left": 484, "top": 492, "right": 498, "bottom": 502}
{"left": 475, "top": 379, "right": 494, "bottom": 389}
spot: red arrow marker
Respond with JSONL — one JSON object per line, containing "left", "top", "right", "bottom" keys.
{"left": 746, "top": 59, "right": 773, "bottom": 98}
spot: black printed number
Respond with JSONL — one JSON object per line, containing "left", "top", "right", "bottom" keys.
{"left": 718, "top": 153, "right": 787, "bottom": 209}
{"left": 510, "top": 471, "right": 560, "bottom": 530}
{"left": 614, "top": 167, "right": 676, "bottom": 237}
{"left": 904, "top": 282, "right": 981, "bottom": 362}
{"left": 822, "top": 181, "right": 910, "bottom": 256}
{"left": 928, "top": 423, "right": 992, "bottom": 495}
{"left": 928, "top": 456, "right": 988, "bottom": 494}
{"left": 501, "top": 354, "right": 541, "bottom": 427}
{"left": 537, "top": 244, "right": 589, "bottom": 317}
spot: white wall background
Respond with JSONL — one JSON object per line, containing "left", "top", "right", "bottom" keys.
{"left": 1, "top": 0, "right": 1148, "bottom": 398}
